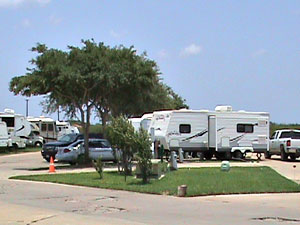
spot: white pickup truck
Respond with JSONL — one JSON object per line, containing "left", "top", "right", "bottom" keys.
{"left": 267, "top": 129, "right": 300, "bottom": 161}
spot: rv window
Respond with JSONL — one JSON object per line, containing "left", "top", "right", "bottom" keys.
{"left": 237, "top": 124, "right": 254, "bottom": 133}
{"left": 41, "top": 124, "right": 47, "bottom": 132}
{"left": 48, "top": 124, "right": 54, "bottom": 131}
{"left": 1, "top": 117, "right": 14, "bottom": 127}
{"left": 179, "top": 124, "right": 191, "bottom": 133}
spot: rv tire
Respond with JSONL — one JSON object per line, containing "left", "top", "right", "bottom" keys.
{"left": 224, "top": 152, "right": 232, "bottom": 160}
{"left": 234, "top": 151, "right": 243, "bottom": 159}
{"left": 197, "top": 152, "right": 204, "bottom": 161}
{"left": 204, "top": 152, "right": 213, "bottom": 160}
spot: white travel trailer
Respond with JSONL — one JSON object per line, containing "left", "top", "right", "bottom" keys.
{"left": 128, "top": 118, "right": 142, "bottom": 132}
{"left": 129, "top": 113, "right": 153, "bottom": 132}
{"left": 0, "top": 122, "right": 12, "bottom": 148}
{"left": 0, "top": 109, "right": 31, "bottom": 148}
{"left": 149, "top": 106, "right": 269, "bottom": 159}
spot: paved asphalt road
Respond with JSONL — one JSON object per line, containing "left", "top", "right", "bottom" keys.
{"left": 0, "top": 152, "right": 299, "bottom": 225}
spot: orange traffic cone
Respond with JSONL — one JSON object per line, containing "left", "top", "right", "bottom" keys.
{"left": 49, "top": 156, "right": 56, "bottom": 173}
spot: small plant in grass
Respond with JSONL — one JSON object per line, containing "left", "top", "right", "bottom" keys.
{"left": 93, "top": 157, "right": 104, "bottom": 179}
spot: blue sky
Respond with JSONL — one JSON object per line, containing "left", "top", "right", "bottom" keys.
{"left": 1, "top": 0, "right": 300, "bottom": 123}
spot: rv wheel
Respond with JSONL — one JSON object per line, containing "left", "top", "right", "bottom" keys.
{"left": 215, "top": 152, "right": 222, "bottom": 160}
{"left": 224, "top": 152, "right": 232, "bottom": 160}
{"left": 197, "top": 152, "right": 204, "bottom": 161}
{"left": 204, "top": 152, "right": 213, "bottom": 160}
{"left": 234, "top": 151, "right": 243, "bottom": 159}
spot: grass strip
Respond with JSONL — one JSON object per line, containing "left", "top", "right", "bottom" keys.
{"left": 10, "top": 167, "right": 300, "bottom": 197}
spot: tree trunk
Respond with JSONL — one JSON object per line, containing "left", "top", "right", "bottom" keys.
{"left": 100, "top": 109, "right": 109, "bottom": 138}
{"left": 84, "top": 105, "right": 91, "bottom": 163}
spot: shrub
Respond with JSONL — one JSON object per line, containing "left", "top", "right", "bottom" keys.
{"left": 106, "top": 116, "right": 136, "bottom": 181}
{"left": 134, "top": 128, "right": 152, "bottom": 183}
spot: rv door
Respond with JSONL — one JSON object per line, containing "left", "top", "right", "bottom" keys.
{"left": 208, "top": 115, "right": 217, "bottom": 150}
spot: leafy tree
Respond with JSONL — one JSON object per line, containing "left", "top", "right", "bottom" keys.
{"left": 9, "top": 40, "right": 106, "bottom": 162}
{"left": 9, "top": 39, "right": 189, "bottom": 163}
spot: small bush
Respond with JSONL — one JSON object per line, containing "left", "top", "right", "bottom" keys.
{"left": 93, "top": 157, "right": 104, "bottom": 179}
{"left": 134, "top": 128, "right": 152, "bottom": 183}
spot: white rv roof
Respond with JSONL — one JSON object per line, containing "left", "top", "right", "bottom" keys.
{"left": 27, "top": 116, "right": 55, "bottom": 122}
{"left": 128, "top": 118, "right": 142, "bottom": 123}
{"left": 56, "top": 121, "right": 70, "bottom": 126}
{"left": 0, "top": 110, "right": 23, "bottom": 117}
{"left": 152, "top": 108, "right": 268, "bottom": 116}
{"left": 141, "top": 113, "right": 153, "bottom": 120}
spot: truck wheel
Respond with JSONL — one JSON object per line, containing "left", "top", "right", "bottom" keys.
{"left": 289, "top": 154, "right": 296, "bottom": 161}
{"left": 280, "top": 146, "right": 288, "bottom": 161}
{"left": 264, "top": 151, "right": 271, "bottom": 159}
{"left": 35, "top": 142, "right": 42, "bottom": 147}
{"left": 45, "top": 155, "right": 55, "bottom": 162}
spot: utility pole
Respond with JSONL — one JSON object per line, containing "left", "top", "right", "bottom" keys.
{"left": 26, "top": 98, "right": 29, "bottom": 117}
{"left": 57, "top": 107, "right": 60, "bottom": 121}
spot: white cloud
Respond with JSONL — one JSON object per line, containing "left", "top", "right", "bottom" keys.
{"left": 21, "top": 18, "right": 31, "bottom": 28}
{"left": 157, "top": 49, "right": 168, "bottom": 59}
{"left": 49, "top": 14, "right": 62, "bottom": 25}
{"left": 252, "top": 49, "right": 267, "bottom": 58}
{"left": 180, "top": 44, "right": 202, "bottom": 57}
{"left": 0, "top": 0, "right": 50, "bottom": 7}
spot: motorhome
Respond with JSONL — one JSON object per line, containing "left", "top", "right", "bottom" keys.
{"left": 0, "top": 109, "right": 31, "bottom": 148}
{"left": 149, "top": 106, "right": 269, "bottom": 160}
{"left": 27, "top": 116, "right": 79, "bottom": 142}
{"left": 27, "top": 116, "right": 57, "bottom": 143}
{"left": 56, "top": 121, "right": 79, "bottom": 139}
{"left": 26, "top": 123, "right": 44, "bottom": 147}
{"left": 0, "top": 122, "right": 11, "bottom": 148}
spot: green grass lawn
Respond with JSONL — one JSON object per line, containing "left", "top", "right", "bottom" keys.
{"left": 11, "top": 167, "right": 300, "bottom": 197}
{"left": 0, "top": 147, "right": 41, "bottom": 156}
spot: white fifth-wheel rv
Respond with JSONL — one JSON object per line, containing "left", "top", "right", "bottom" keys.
{"left": 148, "top": 106, "right": 269, "bottom": 160}
{"left": 0, "top": 122, "right": 12, "bottom": 148}
{"left": 0, "top": 109, "right": 31, "bottom": 148}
